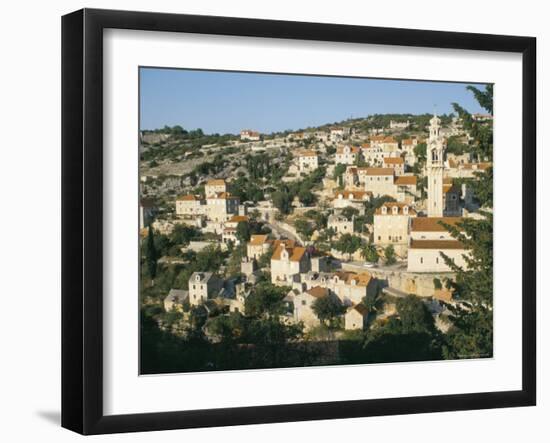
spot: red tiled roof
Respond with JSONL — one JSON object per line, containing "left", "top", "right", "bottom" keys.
{"left": 177, "top": 194, "right": 199, "bottom": 201}
{"left": 394, "top": 175, "right": 417, "bottom": 185}
{"left": 383, "top": 157, "right": 404, "bottom": 165}
{"left": 409, "top": 239, "right": 466, "bottom": 250}
{"left": 272, "top": 244, "right": 307, "bottom": 262}
{"left": 365, "top": 168, "right": 394, "bottom": 176}
{"left": 410, "top": 217, "right": 462, "bottom": 232}
{"left": 306, "top": 286, "right": 329, "bottom": 298}
{"left": 375, "top": 202, "right": 417, "bottom": 215}
{"left": 248, "top": 234, "right": 269, "bottom": 246}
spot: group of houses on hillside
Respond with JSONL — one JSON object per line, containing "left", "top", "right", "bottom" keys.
{"left": 155, "top": 114, "right": 488, "bottom": 338}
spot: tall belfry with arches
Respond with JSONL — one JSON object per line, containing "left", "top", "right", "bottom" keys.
{"left": 426, "top": 113, "right": 446, "bottom": 217}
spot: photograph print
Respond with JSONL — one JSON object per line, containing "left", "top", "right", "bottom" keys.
{"left": 139, "top": 68, "right": 493, "bottom": 375}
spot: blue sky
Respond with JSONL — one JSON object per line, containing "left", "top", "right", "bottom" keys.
{"left": 139, "top": 68, "right": 488, "bottom": 134}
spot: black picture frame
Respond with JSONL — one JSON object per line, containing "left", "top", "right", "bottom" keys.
{"left": 62, "top": 8, "right": 537, "bottom": 435}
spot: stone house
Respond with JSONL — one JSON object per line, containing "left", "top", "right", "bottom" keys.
{"left": 373, "top": 202, "right": 417, "bottom": 255}
{"left": 335, "top": 145, "right": 361, "bottom": 165}
{"left": 188, "top": 272, "right": 223, "bottom": 306}
{"left": 327, "top": 214, "right": 354, "bottom": 236}
{"left": 205, "top": 192, "right": 240, "bottom": 222}
{"left": 332, "top": 189, "right": 371, "bottom": 211}
{"left": 176, "top": 194, "right": 204, "bottom": 217}
{"left": 246, "top": 234, "right": 271, "bottom": 260}
{"left": 204, "top": 179, "right": 227, "bottom": 197}
{"left": 270, "top": 243, "right": 309, "bottom": 285}
{"left": 240, "top": 129, "right": 260, "bottom": 141}
{"left": 344, "top": 304, "right": 369, "bottom": 330}
{"left": 383, "top": 156, "right": 405, "bottom": 175}
{"left": 302, "top": 271, "right": 377, "bottom": 307}
{"left": 297, "top": 150, "right": 319, "bottom": 173}
{"left": 364, "top": 167, "right": 396, "bottom": 197}
{"left": 407, "top": 217, "right": 469, "bottom": 272}
{"left": 292, "top": 286, "right": 328, "bottom": 330}
{"left": 393, "top": 175, "right": 418, "bottom": 204}
{"left": 163, "top": 289, "right": 189, "bottom": 312}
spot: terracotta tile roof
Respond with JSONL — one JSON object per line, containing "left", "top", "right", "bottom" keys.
{"left": 443, "top": 183, "right": 460, "bottom": 194}
{"left": 461, "top": 162, "right": 492, "bottom": 170}
{"left": 306, "top": 286, "right": 329, "bottom": 298}
{"left": 401, "top": 138, "right": 415, "bottom": 145}
{"left": 206, "top": 179, "right": 226, "bottom": 186}
{"left": 348, "top": 272, "right": 373, "bottom": 287}
{"left": 350, "top": 303, "right": 369, "bottom": 315}
{"left": 177, "top": 194, "right": 199, "bottom": 201}
{"left": 331, "top": 271, "right": 373, "bottom": 287}
{"left": 365, "top": 167, "right": 394, "bottom": 176}
{"left": 383, "top": 136, "right": 397, "bottom": 143}
{"left": 271, "top": 244, "right": 307, "bottom": 262}
{"left": 334, "top": 190, "right": 371, "bottom": 200}
{"left": 370, "top": 135, "right": 385, "bottom": 142}
{"left": 410, "top": 217, "right": 462, "bottom": 232}
{"left": 409, "top": 239, "right": 466, "bottom": 250}
{"left": 383, "top": 157, "right": 404, "bottom": 165}
{"left": 241, "top": 129, "right": 259, "bottom": 136}
{"left": 394, "top": 175, "right": 417, "bottom": 185}
{"left": 271, "top": 239, "right": 296, "bottom": 249}
{"left": 290, "top": 246, "right": 307, "bottom": 262}
{"left": 249, "top": 234, "right": 269, "bottom": 246}
{"left": 298, "top": 150, "right": 317, "bottom": 157}
{"left": 228, "top": 215, "right": 249, "bottom": 223}
{"left": 375, "top": 202, "right": 417, "bottom": 215}
{"left": 361, "top": 142, "right": 371, "bottom": 149}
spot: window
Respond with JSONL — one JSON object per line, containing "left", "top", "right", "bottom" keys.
{"left": 436, "top": 257, "right": 439, "bottom": 264}
{"left": 301, "top": 300, "right": 306, "bottom": 306}
{"left": 420, "top": 257, "right": 423, "bottom": 264}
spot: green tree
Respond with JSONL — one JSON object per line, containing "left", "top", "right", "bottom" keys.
{"left": 384, "top": 245, "right": 397, "bottom": 265}
{"left": 470, "top": 167, "right": 493, "bottom": 208}
{"left": 341, "top": 206, "right": 359, "bottom": 220}
{"left": 298, "top": 188, "right": 316, "bottom": 206}
{"left": 272, "top": 190, "right": 291, "bottom": 214}
{"left": 258, "top": 244, "right": 274, "bottom": 268}
{"left": 244, "top": 282, "right": 289, "bottom": 318}
{"left": 413, "top": 142, "right": 427, "bottom": 161}
{"left": 146, "top": 226, "right": 158, "bottom": 284}
{"left": 440, "top": 214, "right": 492, "bottom": 305}
{"left": 170, "top": 224, "right": 199, "bottom": 245}
{"left": 312, "top": 295, "right": 346, "bottom": 328}
{"left": 466, "top": 84, "right": 493, "bottom": 115}
{"left": 333, "top": 163, "right": 347, "bottom": 185}
{"left": 236, "top": 221, "right": 251, "bottom": 243}
{"left": 294, "top": 218, "right": 314, "bottom": 239}
{"left": 439, "top": 213, "right": 493, "bottom": 359}
{"left": 361, "top": 244, "right": 379, "bottom": 263}
{"left": 396, "top": 295, "right": 436, "bottom": 334}
{"left": 333, "top": 234, "right": 363, "bottom": 255}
